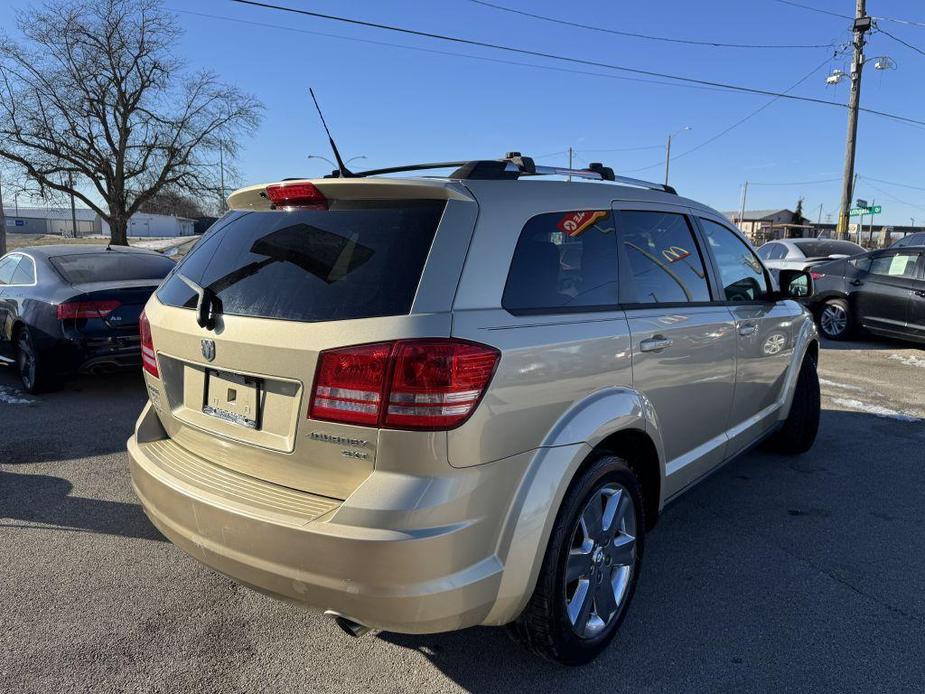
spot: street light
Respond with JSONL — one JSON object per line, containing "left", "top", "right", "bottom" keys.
{"left": 664, "top": 126, "right": 691, "bottom": 187}
{"left": 307, "top": 154, "right": 367, "bottom": 170}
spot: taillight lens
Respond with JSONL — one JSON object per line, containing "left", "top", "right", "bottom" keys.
{"left": 810, "top": 271, "right": 825, "bottom": 280}
{"left": 310, "top": 342, "right": 391, "bottom": 426}
{"left": 309, "top": 339, "right": 500, "bottom": 430}
{"left": 56, "top": 299, "right": 121, "bottom": 320}
{"left": 139, "top": 310, "right": 159, "bottom": 377}
{"left": 265, "top": 182, "right": 327, "bottom": 209}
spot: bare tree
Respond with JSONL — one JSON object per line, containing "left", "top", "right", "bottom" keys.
{"left": 0, "top": 0, "right": 261, "bottom": 245}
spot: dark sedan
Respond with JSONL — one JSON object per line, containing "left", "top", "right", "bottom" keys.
{"left": 806, "top": 246, "right": 925, "bottom": 343}
{"left": 0, "top": 245, "right": 175, "bottom": 392}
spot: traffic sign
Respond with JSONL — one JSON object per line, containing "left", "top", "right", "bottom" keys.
{"left": 869, "top": 205, "right": 882, "bottom": 214}
{"left": 856, "top": 198, "right": 869, "bottom": 209}
{"left": 850, "top": 205, "right": 882, "bottom": 216}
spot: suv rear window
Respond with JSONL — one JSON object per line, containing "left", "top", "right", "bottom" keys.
{"left": 156, "top": 201, "right": 445, "bottom": 323}
{"left": 51, "top": 253, "right": 175, "bottom": 284}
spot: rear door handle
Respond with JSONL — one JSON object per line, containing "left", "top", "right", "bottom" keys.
{"left": 639, "top": 336, "right": 673, "bottom": 352}
{"left": 738, "top": 323, "right": 758, "bottom": 337}
{"left": 850, "top": 279, "right": 864, "bottom": 287}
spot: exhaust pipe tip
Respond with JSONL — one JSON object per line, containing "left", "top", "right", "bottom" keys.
{"left": 325, "top": 610, "right": 371, "bottom": 638}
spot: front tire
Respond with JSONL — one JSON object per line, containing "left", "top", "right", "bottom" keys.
{"left": 508, "top": 454, "right": 644, "bottom": 665}
{"left": 817, "top": 298, "right": 852, "bottom": 340}
{"left": 765, "top": 353, "right": 820, "bottom": 455}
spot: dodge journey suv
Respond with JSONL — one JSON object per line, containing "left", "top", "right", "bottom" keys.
{"left": 128, "top": 154, "right": 820, "bottom": 665}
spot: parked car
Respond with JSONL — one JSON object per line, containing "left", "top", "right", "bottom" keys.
{"left": 0, "top": 245, "right": 176, "bottom": 392}
{"left": 890, "top": 231, "right": 925, "bottom": 248}
{"left": 128, "top": 155, "right": 819, "bottom": 665}
{"left": 756, "top": 238, "right": 864, "bottom": 272}
{"left": 807, "top": 246, "right": 925, "bottom": 342}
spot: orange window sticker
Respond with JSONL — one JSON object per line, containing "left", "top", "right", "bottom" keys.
{"left": 556, "top": 210, "right": 609, "bottom": 237}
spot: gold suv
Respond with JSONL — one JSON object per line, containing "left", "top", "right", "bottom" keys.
{"left": 128, "top": 155, "right": 820, "bottom": 664}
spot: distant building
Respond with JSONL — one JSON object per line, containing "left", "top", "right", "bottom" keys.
{"left": 2, "top": 206, "right": 194, "bottom": 237}
{"left": 723, "top": 209, "right": 813, "bottom": 243}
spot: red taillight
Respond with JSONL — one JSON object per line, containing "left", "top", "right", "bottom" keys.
{"left": 56, "top": 299, "right": 121, "bottom": 320}
{"left": 309, "top": 339, "right": 500, "bottom": 430}
{"left": 810, "top": 271, "right": 825, "bottom": 280}
{"left": 139, "top": 310, "right": 159, "bottom": 377}
{"left": 265, "top": 182, "right": 327, "bottom": 209}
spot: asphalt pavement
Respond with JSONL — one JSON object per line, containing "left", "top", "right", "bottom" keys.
{"left": 1, "top": 337, "right": 924, "bottom": 693}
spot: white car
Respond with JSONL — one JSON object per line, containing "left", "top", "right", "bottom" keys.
{"left": 757, "top": 238, "right": 864, "bottom": 272}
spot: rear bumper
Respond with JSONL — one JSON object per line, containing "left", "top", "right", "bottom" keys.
{"left": 127, "top": 403, "right": 527, "bottom": 634}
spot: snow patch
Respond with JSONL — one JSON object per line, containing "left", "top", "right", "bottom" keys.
{"left": 0, "top": 385, "right": 32, "bottom": 405}
{"left": 889, "top": 354, "right": 925, "bottom": 369}
{"left": 830, "top": 397, "right": 921, "bottom": 423}
{"left": 819, "top": 379, "right": 864, "bottom": 392}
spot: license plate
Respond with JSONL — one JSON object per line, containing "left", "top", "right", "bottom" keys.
{"left": 203, "top": 370, "right": 262, "bottom": 429}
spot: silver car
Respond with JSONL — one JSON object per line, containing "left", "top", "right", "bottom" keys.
{"left": 128, "top": 154, "right": 820, "bottom": 665}
{"left": 757, "top": 238, "right": 864, "bottom": 272}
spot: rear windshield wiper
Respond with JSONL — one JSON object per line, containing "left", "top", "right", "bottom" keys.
{"left": 177, "top": 273, "right": 217, "bottom": 330}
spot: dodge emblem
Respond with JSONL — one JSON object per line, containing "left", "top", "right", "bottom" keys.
{"left": 201, "top": 338, "right": 216, "bottom": 362}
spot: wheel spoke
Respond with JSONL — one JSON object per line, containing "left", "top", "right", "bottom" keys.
{"left": 566, "top": 549, "right": 593, "bottom": 583}
{"left": 567, "top": 579, "right": 594, "bottom": 633}
{"left": 602, "top": 490, "right": 629, "bottom": 539}
{"left": 595, "top": 573, "right": 618, "bottom": 621}
{"left": 581, "top": 493, "right": 604, "bottom": 542}
{"left": 607, "top": 534, "right": 636, "bottom": 566}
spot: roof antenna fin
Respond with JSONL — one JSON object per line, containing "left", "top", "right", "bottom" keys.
{"left": 309, "top": 88, "right": 355, "bottom": 178}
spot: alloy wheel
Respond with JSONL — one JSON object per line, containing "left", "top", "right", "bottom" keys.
{"left": 820, "top": 304, "right": 848, "bottom": 337}
{"left": 16, "top": 334, "right": 36, "bottom": 391}
{"left": 564, "top": 483, "right": 637, "bottom": 639}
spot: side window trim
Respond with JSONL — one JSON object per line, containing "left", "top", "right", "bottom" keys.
{"left": 693, "top": 215, "right": 775, "bottom": 305}
{"left": 613, "top": 205, "right": 717, "bottom": 307}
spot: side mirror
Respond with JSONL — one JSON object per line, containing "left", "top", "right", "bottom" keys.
{"left": 777, "top": 269, "right": 814, "bottom": 299}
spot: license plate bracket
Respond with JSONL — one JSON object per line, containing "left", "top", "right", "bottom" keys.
{"left": 202, "top": 370, "right": 262, "bottom": 429}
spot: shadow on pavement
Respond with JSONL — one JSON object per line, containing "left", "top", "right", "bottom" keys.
{"left": 819, "top": 334, "right": 923, "bottom": 352}
{"left": 0, "top": 471, "right": 165, "bottom": 542}
{"left": 375, "top": 409, "right": 925, "bottom": 692}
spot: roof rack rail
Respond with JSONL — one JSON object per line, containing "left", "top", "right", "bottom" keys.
{"left": 326, "top": 152, "right": 677, "bottom": 194}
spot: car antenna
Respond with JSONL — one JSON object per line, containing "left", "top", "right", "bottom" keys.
{"left": 308, "top": 88, "right": 355, "bottom": 178}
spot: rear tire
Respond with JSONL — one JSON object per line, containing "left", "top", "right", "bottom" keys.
{"left": 507, "top": 454, "right": 644, "bottom": 666}
{"left": 765, "top": 353, "right": 820, "bottom": 455}
{"left": 15, "top": 328, "right": 54, "bottom": 394}
{"left": 817, "top": 298, "right": 852, "bottom": 340}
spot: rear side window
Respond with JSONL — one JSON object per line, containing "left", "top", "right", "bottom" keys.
{"left": 618, "top": 211, "right": 711, "bottom": 304}
{"left": 795, "top": 240, "right": 863, "bottom": 257}
{"left": 502, "top": 210, "right": 619, "bottom": 313}
{"left": 0, "top": 255, "right": 21, "bottom": 285}
{"left": 51, "top": 253, "right": 175, "bottom": 284}
{"left": 10, "top": 256, "right": 35, "bottom": 284}
{"left": 157, "top": 201, "right": 445, "bottom": 322}
{"left": 868, "top": 252, "right": 919, "bottom": 278}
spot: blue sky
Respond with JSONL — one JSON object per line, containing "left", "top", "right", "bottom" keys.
{"left": 3, "top": 0, "right": 925, "bottom": 224}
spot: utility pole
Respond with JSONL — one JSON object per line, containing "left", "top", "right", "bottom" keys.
{"left": 68, "top": 171, "right": 78, "bottom": 238}
{"left": 568, "top": 147, "right": 573, "bottom": 183}
{"left": 738, "top": 181, "right": 749, "bottom": 235}
{"left": 868, "top": 198, "right": 875, "bottom": 246}
{"left": 0, "top": 176, "right": 6, "bottom": 256}
{"left": 836, "top": 0, "right": 872, "bottom": 240}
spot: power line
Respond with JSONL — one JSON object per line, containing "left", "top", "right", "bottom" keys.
{"left": 750, "top": 177, "right": 841, "bottom": 186}
{"left": 464, "top": 0, "right": 834, "bottom": 49}
{"left": 577, "top": 145, "right": 665, "bottom": 153}
{"left": 622, "top": 57, "right": 834, "bottom": 173}
{"left": 225, "top": 0, "right": 925, "bottom": 129}
{"left": 873, "top": 15, "right": 925, "bottom": 29}
{"left": 876, "top": 26, "right": 925, "bottom": 57}
{"left": 174, "top": 8, "right": 747, "bottom": 97}
{"left": 859, "top": 178, "right": 925, "bottom": 213}
{"left": 773, "top": 0, "right": 853, "bottom": 21}
{"left": 860, "top": 175, "right": 925, "bottom": 192}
